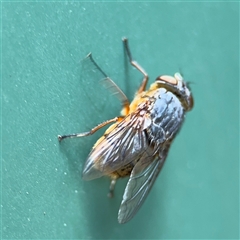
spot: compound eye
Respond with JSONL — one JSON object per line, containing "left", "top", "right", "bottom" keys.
{"left": 156, "top": 75, "right": 177, "bottom": 85}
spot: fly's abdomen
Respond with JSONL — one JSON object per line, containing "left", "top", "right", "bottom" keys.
{"left": 148, "top": 88, "right": 185, "bottom": 143}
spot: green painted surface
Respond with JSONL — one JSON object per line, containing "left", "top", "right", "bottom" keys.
{"left": 2, "top": 2, "right": 239, "bottom": 239}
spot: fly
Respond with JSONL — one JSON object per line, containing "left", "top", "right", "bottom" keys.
{"left": 58, "top": 38, "right": 193, "bottom": 224}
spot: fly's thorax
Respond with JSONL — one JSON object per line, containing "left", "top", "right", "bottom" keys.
{"left": 127, "top": 91, "right": 147, "bottom": 114}
{"left": 147, "top": 87, "right": 185, "bottom": 144}
{"left": 150, "top": 73, "right": 193, "bottom": 111}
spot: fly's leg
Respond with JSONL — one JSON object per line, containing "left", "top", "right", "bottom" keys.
{"left": 122, "top": 37, "right": 149, "bottom": 94}
{"left": 108, "top": 177, "right": 117, "bottom": 198}
{"left": 58, "top": 117, "right": 119, "bottom": 141}
{"left": 86, "top": 53, "right": 130, "bottom": 115}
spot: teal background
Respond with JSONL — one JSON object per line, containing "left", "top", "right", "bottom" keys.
{"left": 2, "top": 2, "right": 239, "bottom": 239}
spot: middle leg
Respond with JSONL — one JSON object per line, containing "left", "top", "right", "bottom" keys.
{"left": 122, "top": 37, "right": 149, "bottom": 94}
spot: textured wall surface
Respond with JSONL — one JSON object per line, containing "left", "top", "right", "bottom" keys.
{"left": 2, "top": 2, "right": 239, "bottom": 239}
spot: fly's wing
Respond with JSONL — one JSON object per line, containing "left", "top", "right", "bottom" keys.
{"left": 118, "top": 148, "right": 169, "bottom": 224}
{"left": 82, "top": 112, "right": 151, "bottom": 180}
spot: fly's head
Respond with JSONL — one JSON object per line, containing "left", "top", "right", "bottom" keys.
{"left": 153, "top": 73, "right": 193, "bottom": 111}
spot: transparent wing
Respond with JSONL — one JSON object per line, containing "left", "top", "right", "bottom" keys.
{"left": 82, "top": 112, "right": 151, "bottom": 180}
{"left": 118, "top": 151, "right": 167, "bottom": 224}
